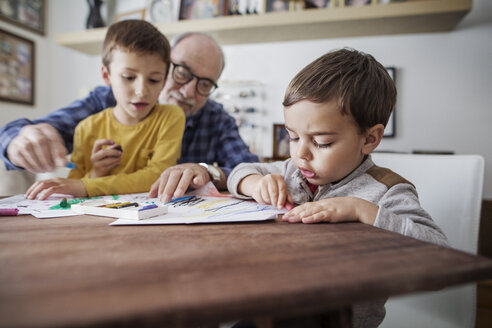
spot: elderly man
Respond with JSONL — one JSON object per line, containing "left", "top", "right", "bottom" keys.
{"left": 0, "top": 32, "right": 258, "bottom": 202}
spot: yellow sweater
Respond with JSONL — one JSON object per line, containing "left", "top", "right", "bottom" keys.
{"left": 68, "top": 105, "right": 185, "bottom": 196}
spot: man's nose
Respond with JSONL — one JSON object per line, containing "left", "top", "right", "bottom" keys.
{"left": 180, "top": 77, "right": 198, "bottom": 98}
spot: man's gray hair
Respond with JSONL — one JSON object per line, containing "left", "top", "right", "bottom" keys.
{"left": 170, "top": 32, "right": 225, "bottom": 76}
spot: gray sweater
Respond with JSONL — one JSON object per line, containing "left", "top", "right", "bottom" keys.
{"left": 227, "top": 155, "right": 449, "bottom": 327}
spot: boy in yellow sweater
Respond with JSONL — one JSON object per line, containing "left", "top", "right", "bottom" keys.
{"left": 25, "top": 20, "right": 185, "bottom": 199}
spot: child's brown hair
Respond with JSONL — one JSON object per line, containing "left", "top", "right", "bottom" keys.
{"left": 283, "top": 48, "right": 396, "bottom": 133}
{"left": 102, "top": 20, "right": 170, "bottom": 75}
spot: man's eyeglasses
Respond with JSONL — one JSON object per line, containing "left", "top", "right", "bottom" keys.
{"left": 171, "top": 63, "right": 218, "bottom": 96}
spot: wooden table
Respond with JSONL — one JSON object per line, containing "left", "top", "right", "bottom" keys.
{"left": 1, "top": 214, "right": 492, "bottom": 328}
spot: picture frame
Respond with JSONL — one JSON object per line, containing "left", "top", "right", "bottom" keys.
{"left": 114, "top": 8, "right": 146, "bottom": 23}
{"left": 179, "top": 0, "right": 228, "bottom": 20}
{"left": 227, "top": 0, "right": 261, "bottom": 15}
{"left": 0, "top": 0, "right": 45, "bottom": 35}
{"left": 344, "top": 0, "right": 371, "bottom": 6}
{"left": 384, "top": 66, "right": 396, "bottom": 137}
{"left": 265, "top": 0, "right": 290, "bottom": 12}
{"left": 273, "top": 124, "right": 290, "bottom": 160}
{"left": 303, "top": 0, "right": 331, "bottom": 9}
{"left": 0, "top": 28, "right": 35, "bottom": 105}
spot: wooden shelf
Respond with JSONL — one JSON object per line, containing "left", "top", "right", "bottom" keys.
{"left": 55, "top": 0, "right": 471, "bottom": 56}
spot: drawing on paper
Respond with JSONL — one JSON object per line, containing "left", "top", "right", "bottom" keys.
{"left": 0, "top": 182, "right": 284, "bottom": 223}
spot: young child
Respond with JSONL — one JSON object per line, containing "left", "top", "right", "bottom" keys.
{"left": 227, "top": 48, "right": 448, "bottom": 327}
{"left": 26, "top": 20, "right": 185, "bottom": 200}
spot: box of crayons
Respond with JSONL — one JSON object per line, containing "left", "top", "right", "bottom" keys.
{"left": 72, "top": 200, "right": 167, "bottom": 220}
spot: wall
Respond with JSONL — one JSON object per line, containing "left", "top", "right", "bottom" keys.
{"left": 0, "top": 0, "right": 491, "bottom": 198}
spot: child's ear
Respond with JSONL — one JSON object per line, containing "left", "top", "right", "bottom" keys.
{"left": 101, "top": 65, "right": 111, "bottom": 86}
{"left": 362, "top": 124, "right": 385, "bottom": 155}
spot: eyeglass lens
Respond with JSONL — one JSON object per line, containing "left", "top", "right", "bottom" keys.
{"left": 172, "top": 64, "right": 216, "bottom": 96}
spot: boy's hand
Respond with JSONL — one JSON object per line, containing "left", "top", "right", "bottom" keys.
{"left": 25, "top": 178, "right": 87, "bottom": 200}
{"left": 239, "top": 174, "right": 293, "bottom": 209}
{"left": 7, "top": 123, "right": 68, "bottom": 173}
{"left": 282, "top": 197, "right": 378, "bottom": 225}
{"left": 90, "top": 139, "right": 122, "bottom": 178}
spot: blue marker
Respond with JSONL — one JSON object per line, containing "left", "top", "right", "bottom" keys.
{"left": 166, "top": 195, "right": 194, "bottom": 204}
{"left": 65, "top": 162, "right": 77, "bottom": 169}
{"left": 139, "top": 204, "right": 158, "bottom": 211}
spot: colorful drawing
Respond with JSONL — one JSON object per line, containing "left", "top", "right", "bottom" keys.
{"left": 111, "top": 193, "right": 283, "bottom": 225}
{"left": 0, "top": 182, "right": 283, "bottom": 223}
{"left": 0, "top": 193, "right": 142, "bottom": 219}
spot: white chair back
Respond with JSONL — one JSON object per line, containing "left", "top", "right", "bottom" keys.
{"left": 372, "top": 153, "right": 485, "bottom": 328}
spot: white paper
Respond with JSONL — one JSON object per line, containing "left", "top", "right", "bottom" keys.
{"left": 1, "top": 182, "right": 284, "bottom": 223}
{"left": 0, "top": 193, "right": 79, "bottom": 217}
{"left": 110, "top": 195, "right": 283, "bottom": 225}
{"left": 0, "top": 192, "right": 162, "bottom": 219}
{"left": 110, "top": 181, "right": 284, "bottom": 225}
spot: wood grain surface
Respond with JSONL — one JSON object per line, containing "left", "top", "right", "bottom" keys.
{"left": 1, "top": 214, "right": 492, "bottom": 328}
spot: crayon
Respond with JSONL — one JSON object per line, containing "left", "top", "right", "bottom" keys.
{"left": 166, "top": 195, "right": 194, "bottom": 204}
{"left": 138, "top": 204, "right": 158, "bottom": 211}
{"left": 104, "top": 202, "right": 130, "bottom": 208}
{"left": 116, "top": 202, "right": 139, "bottom": 208}
{"left": 65, "top": 162, "right": 77, "bottom": 169}
{"left": 0, "top": 208, "right": 19, "bottom": 216}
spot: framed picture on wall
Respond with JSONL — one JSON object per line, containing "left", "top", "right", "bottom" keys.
{"left": 273, "top": 124, "right": 290, "bottom": 160}
{"left": 0, "top": 28, "right": 35, "bottom": 105}
{"left": 303, "top": 0, "right": 331, "bottom": 9}
{"left": 384, "top": 66, "right": 396, "bottom": 137}
{"left": 0, "top": 0, "right": 45, "bottom": 35}
{"left": 344, "top": 0, "right": 371, "bottom": 6}
{"left": 265, "top": 0, "right": 290, "bottom": 12}
{"left": 179, "top": 0, "right": 228, "bottom": 20}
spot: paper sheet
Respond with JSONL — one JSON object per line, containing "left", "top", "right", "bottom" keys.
{"left": 0, "top": 194, "right": 78, "bottom": 218}
{"left": 0, "top": 193, "right": 160, "bottom": 219}
{"left": 110, "top": 195, "right": 283, "bottom": 225}
{"left": 1, "top": 182, "right": 284, "bottom": 223}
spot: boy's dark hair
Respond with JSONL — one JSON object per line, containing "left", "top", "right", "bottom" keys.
{"left": 283, "top": 48, "right": 396, "bottom": 133}
{"left": 102, "top": 20, "right": 170, "bottom": 75}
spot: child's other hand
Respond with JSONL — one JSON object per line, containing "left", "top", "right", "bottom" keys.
{"left": 250, "top": 174, "right": 293, "bottom": 209}
{"left": 282, "top": 197, "right": 378, "bottom": 225}
{"left": 90, "top": 139, "right": 122, "bottom": 178}
{"left": 25, "top": 178, "right": 87, "bottom": 200}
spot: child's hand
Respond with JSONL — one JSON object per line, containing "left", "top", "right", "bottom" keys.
{"left": 282, "top": 197, "right": 378, "bottom": 225}
{"left": 240, "top": 174, "right": 293, "bottom": 209}
{"left": 25, "top": 178, "right": 87, "bottom": 200}
{"left": 90, "top": 139, "right": 122, "bottom": 178}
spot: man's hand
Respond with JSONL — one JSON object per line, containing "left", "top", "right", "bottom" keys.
{"left": 6, "top": 123, "right": 67, "bottom": 173}
{"left": 90, "top": 139, "right": 122, "bottom": 178}
{"left": 25, "top": 178, "right": 87, "bottom": 200}
{"left": 282, "top": 197, "right": 378, "bottom": 225}
{"left": 148, "top": 163, "right": 211, "bottom": 203}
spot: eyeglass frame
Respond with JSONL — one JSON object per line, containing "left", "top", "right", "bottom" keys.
{"left": 171, "top": 62, "right": 218, "bottom": 96}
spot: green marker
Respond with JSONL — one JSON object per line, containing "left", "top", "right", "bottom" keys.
{"left": 50, "top": 196, "right": 102, "bottom": 210}
{"left": 59, "top": 198, "right": 69, "bottom": 208}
